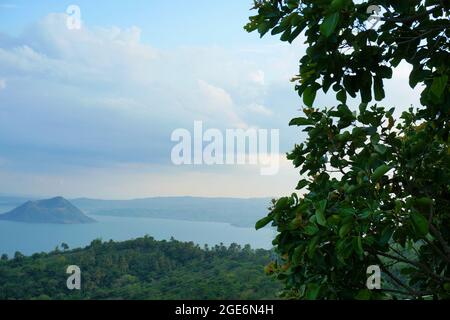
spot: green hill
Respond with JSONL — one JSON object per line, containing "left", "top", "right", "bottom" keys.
{"left": 0, "top": 236, "right": 280, "bottom": 300}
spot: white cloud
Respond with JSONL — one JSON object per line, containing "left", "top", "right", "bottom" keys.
{"left": 0, "top": 13, "right": 302, "bottom": 197}
{"left": 198, "top": 80, "right": 233, "bottom": 108}
{"left": 197, "top": 80, "right": 246, "bottom": 128}
{"left": 0, "top": 13, "right": 275, "bottom": 128}
{"left": 249, "top": 70, "right": 265, "bottom": 85}
{"left": 0, "top": 156, "right": 299, "bottom": 199}
{"left": 247, "top": 103, "right": 273, "bottom": 116}
{"left": 0, "top": 13, "right": 422, "bottom": 198}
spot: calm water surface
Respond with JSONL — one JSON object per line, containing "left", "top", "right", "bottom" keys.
{"left": 0, "top": 214, "right": 275, "bottom": 256}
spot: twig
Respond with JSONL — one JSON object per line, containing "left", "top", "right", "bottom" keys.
{"left": 374, "top": 250, "right": 450, "bottom": 283}
{"left": 427, "top": 204, "right": 450, "bottom": 259}
{"left": 380, "top": 5, "right": 442, "bottom": 24}
{"left": 423, "top": 237, "right": 450, "bottom": 264}
{"left": 429, "top": 224, "right": 450, "bottom": 257}
{"left": 377, "top": 259, "right": 424, "bottom": 298}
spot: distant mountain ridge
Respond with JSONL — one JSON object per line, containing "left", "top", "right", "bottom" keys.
{"left": 0, "top": 197, "right": 96, "bottom": 224}
{"left": 0, "top": 196, "right": 272, "bottom": 227}
{"left": 71, "top": 196, "right": 272, "bottom": 228}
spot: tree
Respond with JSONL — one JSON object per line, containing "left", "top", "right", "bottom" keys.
{"left": 14, "top": 251, "right": 24, "bottom": 261}
{"left": 0, "top": 237, "right": 280, "bottom": 300}
{"left": 247, "top": 0, "right": 450, "bottom": 299}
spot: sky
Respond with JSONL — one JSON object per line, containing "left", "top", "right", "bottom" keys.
{"left": 0, "top": 1, "right": 422, "bottom": 199}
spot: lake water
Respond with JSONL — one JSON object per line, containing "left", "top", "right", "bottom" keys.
{"left": 0, "top": 215, "right": 275, "bottom": 256}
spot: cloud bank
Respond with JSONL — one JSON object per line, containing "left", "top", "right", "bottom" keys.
{"left": 0, "top": 13, "right": 421, "bottom": 198}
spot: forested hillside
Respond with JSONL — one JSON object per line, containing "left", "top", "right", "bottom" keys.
{"left": 0, "top": 237, "right": 280, "bottom": 300}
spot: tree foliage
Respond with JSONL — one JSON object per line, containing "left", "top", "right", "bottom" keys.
{"left": 0, "top": 237, "right": 281, "bottom": 300}
{"left": 247, "top": 0, "right": 450, "bottom": 299}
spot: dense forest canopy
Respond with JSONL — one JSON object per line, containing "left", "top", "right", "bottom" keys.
{"left": 247, "top": 0, "right": 450, "bottom": 299}
{"left": 0, "top": 237, "right": 281, "bottom": 300}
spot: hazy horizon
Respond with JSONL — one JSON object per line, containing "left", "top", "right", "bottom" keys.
{"left": 0, "top": 193, "right": 274, "bottom": 201}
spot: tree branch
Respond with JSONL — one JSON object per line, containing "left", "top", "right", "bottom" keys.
{"left": 380, "top": 5, "right": 442, "bottom": 24}
{"left": 376, "top": 259, "right": 427, "bottom": 298}
{"left": 426, "top": 203, "right": 450, "bottom": 259}
{"left": 374, "top": 249, "right": 450, "bottom": 283}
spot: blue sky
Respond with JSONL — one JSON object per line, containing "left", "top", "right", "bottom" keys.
{"left": 0, "top": 1, "right": 421, "bottom": 199}
{"left": 0, "top": 0, "right": 275, "bottom": 47}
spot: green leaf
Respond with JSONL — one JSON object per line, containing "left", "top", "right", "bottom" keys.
{"left": 320, "top": 13, "right": 340, "bottom": 37}
{"left": 409, "top": 67, "right": 427, "bottom": 88}
{"left": 373, "top": 144, "right": 387, "bottom": 155}
{"left": 307, "top": 235, "right": 320, "bottom": 258}
{"left": 378, "top": 66, "right": 393, "bottom": 79}
{"left": 280, "top": 28, "right": 292, "bottom": 42}
{"left": 292, "top": 246, "right": 304, "bottom": 265}
{"left": 290, "top": 13, "right": 302, "bottom": 26}
{"left": 374, "top": 77, "right": 385, "bottom": 101}
{"left": 275, "top": 197, "right": 289, "bottom": 210}
{"left": 303, "top": 223, "right": 319, "bottom": 236}
{"left": 360, "top": 72, "right": 373, "bottom": 103}
{"left": 336, "top": 238, "right": 353, "bottom": 262}
{"left": 339, "top": 223, "right": 352, "bottom": 238}
{"left": 315, "top": 210, "right": 327, "bottom": 227}
{"left": 336, "top": 131, "right": 351, "bottom": 142}
{"left": 355, "top": 289, "right": 371, "bottom": 300}
{"left": 257, "top": 21, "right": 271, "bottom": 37}
{"left": 288, "top": 24, "right": 305, "bottom": 43}
{"left": 353, "top": 236, "right": 363, "bottom": 258}
{"left": 255, "top": 216, "right": 272, "bottom": 230}
{"left": 370, "top": 133, "right": 380, "bottom": 144}
{"left": 331, "top": 0, "right": 347, "bottom": 10}
{"left": 336, "top": 90, "right": 347, "bottom": 104}
{"left": 314, "top": 200, "right": 327, "bottom": 226}
{"left": 414, "top": 197, "right": 433, "bottom": 207}
{"left": 289, "top": 117, "right": 314, "bottom": 126}
{"left": 379, "top": 226, "right": 395, "bottom": 246}
{"left": 271, "top": 25, "right": 288, "bottom": 36}
{"left": 305, "top": 283, "right": 321, "bottom": 300}
{"left": 303, "top": 85, "right": 319, "bottom": 107}
{"left": 296, "top": 179, "right": 309, "bottom": 190}
{"left": 411, "top": 211, "right": 429, "bottom": 236}
{"left": 431, "top": 75, "right": 448, "bottom": 98}
{"left": 371, "top": 164, "right": 392, "bottom": 182}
